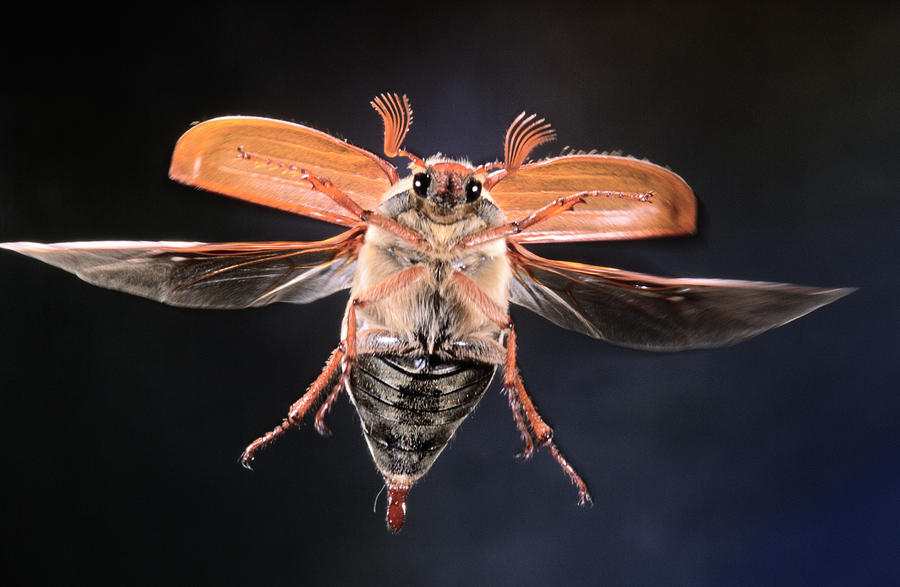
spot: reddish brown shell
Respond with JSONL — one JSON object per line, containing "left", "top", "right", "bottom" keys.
{"left": 169, "top": 116, "right": 397, "bottom": 226}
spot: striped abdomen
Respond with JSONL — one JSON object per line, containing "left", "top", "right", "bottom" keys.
{"left": 349, "top": 354, "right": 496, "bottom": 482}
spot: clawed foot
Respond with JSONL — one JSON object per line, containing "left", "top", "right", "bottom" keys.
{"left": 314, "top": 381, "right": 344, "bottom": 437}
{"left": 515, "top": 437, "right": 536, "bottom": 460}
{"left": 546, "top": 441, "right": 593, "bottom": 506}
{"left": 239, "top": 448, "right": 256, "bottom": 470}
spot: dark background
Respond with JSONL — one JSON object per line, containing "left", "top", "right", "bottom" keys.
{"left": 1, "top": 3, "right": 897, "bottom": 585}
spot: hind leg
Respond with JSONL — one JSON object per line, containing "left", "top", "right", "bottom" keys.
{"left": 241, "top": 266, "right": 427, "bottom": 463}
{"left": 450, "top": 270, "right": 593, "bottom": 505}
{"left": 240, "top": 346, "right": 344, "bottom": 468}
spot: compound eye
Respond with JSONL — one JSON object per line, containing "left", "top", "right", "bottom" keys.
{"left": 413, "top": 172, "right": 431, "bottom": 197}
{"left": 465, "top": 178, "right": 482, "bottom": 203}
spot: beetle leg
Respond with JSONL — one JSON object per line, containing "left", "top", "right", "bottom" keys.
{"left": 312, "top": 269, "right": 427, "bottom": 437}
{"left": 505, "top": 328, "right": 592, "bottom": 505}
{"left": 501, "top": 328, "right": 537, "bottom": 460}
{"left": 313, "top": 330, "right": 421, "bottom": 436}
{"left": 342, "top": 265, "right": 428, "bottom": 392}
{"left": 240, "top": 345, "right": 345, "bottom": 468}
{"left": 312, "top": 379, "right": 344, "bottom": 437}
{"left": 437, "top": 334, "right": 538, "bottom": 453}
{"left": 450, "top": 270, "right": 593, "bottom": 505}
{"left": 235, "top": 147, "right": 427, "bottom": 248}
{"left": 455, "top": 194, "right": 587, "bottom": 249}
{"left": 299, "top": 172, "right": 428, "bottom": 249}
{"left": 242, "top": 267, "right": 426, "bottom": 458}
{"left": 456, "top": 189, "right": 653, "bottom": 249}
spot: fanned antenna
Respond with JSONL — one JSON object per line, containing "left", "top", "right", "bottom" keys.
{"left": 370, "top": 92, "right": 425, "bottom": 167}
{"left": 503, "top": 112, "right": 556, "bottom": 172}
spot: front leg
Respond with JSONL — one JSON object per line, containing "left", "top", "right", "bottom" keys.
{"left": 456, "top": 189, "right": 654, "bottom": 249}
{"left": 236, "top": 146, "right": 427, "bottom": 248}
{"left": 299, "top": 172, "right": 427, "bottom": 249}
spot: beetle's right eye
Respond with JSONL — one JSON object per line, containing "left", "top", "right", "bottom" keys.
{"left": 413, "top": 172, "right": 431, "bottom": 197}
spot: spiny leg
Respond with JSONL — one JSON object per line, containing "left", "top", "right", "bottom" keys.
{"left": 307, "top": 268, "right": 429, "bottom": 439}
{"left": 455, "top": 190, "right": 653, "bottom": 249}
{"left": 313, "top": 331, "right": 419, "bottom": 435}
{"left": 242, "top": 266, "right": 426, "bottom": 462}
{"left": 455, "top": 194, "right": 587, "bottom": 249}
{"left": 505, "top": 327, "right": 592, "bottom": 506}
{"left": 341, "top": 265, "right": 428, "bottom": 392}
{"left": 502, "top": 328, "right": 537, "bottom": 460}
{"left": 235, "top": 146, "right": 426, "bottom": 248}
{"left": 313, "top": 380, "right": 344, "bottom": 437}
{"left": 443, "top": 334, "right": 535, "bottom": 457}
{"left": 450, "top": 270, "right": 592, "bottom": 505}
{"left": 240, "top": 345, "right": 345, "bottom": 468}
{"left": 297, "top": 172, "right": 427, "bottom": 248}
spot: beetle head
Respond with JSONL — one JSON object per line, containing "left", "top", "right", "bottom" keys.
{"left": 410, "top": 161, "right": 484, "bottom": 223}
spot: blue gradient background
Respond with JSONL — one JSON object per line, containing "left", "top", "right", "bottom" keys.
{"left": 1, "top": 3, "right": 896, "bottom": 585}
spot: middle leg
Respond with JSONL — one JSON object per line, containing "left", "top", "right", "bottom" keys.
{"left": 314, "top": 329, "right": 421, "bottom": 435}
{"left": 242, "top": 266, "right": 427, "bottom": 462}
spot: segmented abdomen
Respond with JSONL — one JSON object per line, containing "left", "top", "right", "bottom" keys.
{"left": 349, "top": 354, "right": 496, "bottom": 481}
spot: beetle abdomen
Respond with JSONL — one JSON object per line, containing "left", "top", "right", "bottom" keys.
{"left": 349, "top": 354, "right": 496, "bottom": 481}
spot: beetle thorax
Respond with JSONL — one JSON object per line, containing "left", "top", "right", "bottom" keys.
{"left": 347, "top": 176, "right": 510, "bottom": 355}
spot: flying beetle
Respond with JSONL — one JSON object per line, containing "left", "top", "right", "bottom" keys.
{"left": 1, "top": 93, "right": 852, "bottom": 531}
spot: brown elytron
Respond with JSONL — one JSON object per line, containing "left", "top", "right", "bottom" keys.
{"left": 1, "top": 93, "right": 852, "bottom": 532}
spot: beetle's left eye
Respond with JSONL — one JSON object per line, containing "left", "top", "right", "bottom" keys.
{"left": 413, "top": 172, "right": 431, "bottom": 197}
{"left": 465, "top": 178, "right": 482, "bottom": 203}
